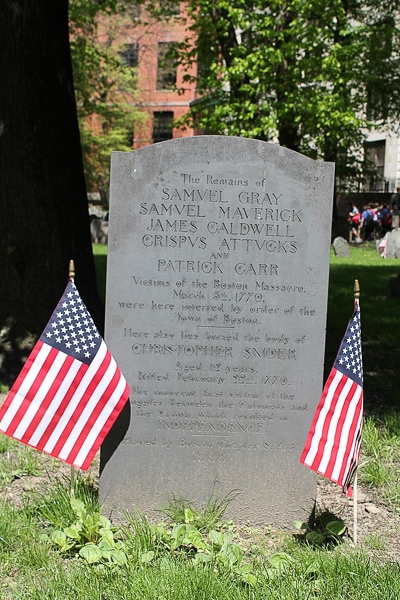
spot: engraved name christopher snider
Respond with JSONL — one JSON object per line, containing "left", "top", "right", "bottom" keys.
{"left": 128, "top": 342, "right": 297, "bottom": 361}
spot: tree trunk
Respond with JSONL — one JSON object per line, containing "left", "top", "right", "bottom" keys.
{"left": 0, "top": 1, "right": 103, "bottom": 385}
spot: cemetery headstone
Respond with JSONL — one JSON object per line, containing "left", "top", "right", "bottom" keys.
{"left": 333, "top": 236, "right": 350, "bottom": 257}
{"left": 100, "top": 136, "right": 334, "bottom": 527}
{"left": 385, "top": 229, "right": 400, "bottom": 259}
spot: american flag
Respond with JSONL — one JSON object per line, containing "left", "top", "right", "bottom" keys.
{"left": 300, "top": 300, "right": 363, "bottom": 496}
{"left": 0, "top": 280, "right": 130, "bottom": 470}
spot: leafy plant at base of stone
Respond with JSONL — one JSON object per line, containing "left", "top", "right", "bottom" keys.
{"left": 152, "top": 496, "right": 258, "bottom": 586}
{"left": 293, "top": 513, "right": 347, "bottom": 546}
{"left": 2, "top": 454, "right": 400, "bottom": 598}
{"left": 50, "top": 497, "right": 128, "bottom": 567}
{"left": 47, "top": 489, "right": 259, "bottom": 585}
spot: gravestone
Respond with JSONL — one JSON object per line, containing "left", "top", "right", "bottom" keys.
{"left": 385, "top": 229, "right": 400, "bottom": 259}
{"left": 100, "top": 136, "right": 334, "bottom": 527}
{"left": 333, "top": 236, "right": 350, "bottom": 257}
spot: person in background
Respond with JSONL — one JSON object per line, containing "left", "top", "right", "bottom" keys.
{"left": 390, "top": 187, "right": 400, "bottom": 229}
{"left": 347, "top": 203, "right": 361, "bottom": 243}
{"left": 369, "top": 203, "right": 379, "bottom": 239}
{"left": 377, "top": 204, "right": 392, "bottom": 237}
{"left": 360, "top": 204, "right": 378, "bottom": 242}
{"left": 359, "top": 204, "right": 375, "bottom": 241}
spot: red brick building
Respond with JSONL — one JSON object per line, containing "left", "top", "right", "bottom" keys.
{"left": 109, "top": 3, "right": 197, "bottom": 149}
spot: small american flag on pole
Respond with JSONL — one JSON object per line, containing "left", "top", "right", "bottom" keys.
{"left": 0, "top": 280, "right": 130, "bottom": 470}
{"left": 300, "top": 299, "right": 363, "bottom": 496}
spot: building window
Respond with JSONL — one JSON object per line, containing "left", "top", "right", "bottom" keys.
{"left": 168, "top": 2, "right": 181, "bottom": 16}
{"left": 153, "top": 112, "right": 174, "bottom": 143}
{"left": 127, "top": 130, "right": 134, "bottom": 148}
{"left": 364, "top": 140, "right": 386, "bottom": 192}
{"left": 124, "top": 5, "right": 141, "bottom": 19}
{"left": 156, "top": 42, "right": 177, "bottom": 90}
{"left": 120, "top": 43, "right": 139, "bottom": 68}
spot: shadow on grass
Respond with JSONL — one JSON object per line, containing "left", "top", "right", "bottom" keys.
{"left": 294, "top": 506, "right": 347, "bottom": 547}
{"left": 94, "top": 251, "right": 107, "bottom": 303}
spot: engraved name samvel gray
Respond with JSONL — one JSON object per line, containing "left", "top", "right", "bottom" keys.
{"left": 100, "top": 136, "right": 334, "bottom": 527}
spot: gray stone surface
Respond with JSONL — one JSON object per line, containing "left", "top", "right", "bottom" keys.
{"left": 385, "top": 229, "right": 400, "bottom": 258}
{"left": 333, "top": 236, "right": 350, "bottom": 257}
{"left": 100, "top": 136, "right": 334, "bottom": 527}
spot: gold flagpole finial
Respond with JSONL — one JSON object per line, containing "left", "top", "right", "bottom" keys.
{"left": 353, "top": 279, "right": 360, "bottom": 301}
{"left": 69, "top": 259, "right": 75, "bottom": 281}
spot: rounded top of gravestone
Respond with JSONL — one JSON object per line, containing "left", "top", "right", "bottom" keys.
{"left": 333, "top": 237, "right": 350, "bottom": 257}
{"left": 114, "top": 136, "right": 335, "bottom": 169}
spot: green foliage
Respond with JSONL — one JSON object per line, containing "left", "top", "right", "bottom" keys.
{"left": 126, "top": 495, "right": 258, "bottom": 586}
{"left": 50, "top": 496, "right": 128, "bottom": 566}
{"left": 152, "top": 520, "right": 257, "bottom": 585}
{"left": 92, "top": 243, "right": 107, "bottom": 301}
{"left": 2, "top": 462, "right": 400, "bottom": 597}
{"left": 27, "top": 475, "right": 99, "bottom": 530}
{"left": 159, "top": 489, "right": 238, "bottom": 531}
{"left": 0, "top": 438, "right": 41, "bottom": 486}
{"left": 0, "top": 432, "right": 13, "bottom": 454}
{"left": 42, "top": 484, "right": 256, "bottom": 583}
{"left": 3, "top": 246, "right": 399, "bottom": 596}
{"left": 294, "top": 514, "right": 347, "bottom": 546}
{"left": 147, "top": 0, "right": 400, "bottom": 188}
{"left": 327, "top": 243, "right": 400, "bottom": 413}
{"left": 69, "top": 0, "right": 144, "bottom": 200}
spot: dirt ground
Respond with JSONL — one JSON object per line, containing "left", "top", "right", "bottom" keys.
{"left": 1, "top": 393, "right": 399, "bottom": 563}
{"left": 317, "top": 476, "right": 400, "bottom": 562}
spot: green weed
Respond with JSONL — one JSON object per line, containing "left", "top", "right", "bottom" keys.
{"left": 0, "top": 432, "right": 14, "bottom": 454}
{"left": 159, "top": 489, "right": 238, "bottom": 532}
{"left": 294, "top": 513, "right": 347, "bottom": 547}
{"left": 27, "top": 474, "right": 99, "bottom": 529}
{"left": 0, "top": 441, "right": 42, "bottom": 487}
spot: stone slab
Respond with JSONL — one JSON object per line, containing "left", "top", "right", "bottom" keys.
{"left": 333, "top": 236, "right": 350, "bottom": 257}
{"left": 100, "top": 136, "right": 334, "bottom": 527}
{"left": 385, "top": 229, "right": 400, "bottom": 258}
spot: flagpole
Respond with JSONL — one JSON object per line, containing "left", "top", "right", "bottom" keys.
{"left": 300, "top": 278, "right": 363, "bottom": 543}
{"left": 353, "top": 279, "right": 360, "bottom": 545}
{"left": 69, "top": 259, "right": 77, "bottom": 493}
{"left": 69, "top": 259, "right": 75, "bottom": 282}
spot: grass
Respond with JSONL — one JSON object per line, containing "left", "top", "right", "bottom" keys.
{"left": 0, "top": 241, "right": 399, "bottom": 598}
{"left": 92, "top": 243, "right": 107, "bottom": 302}
{"left": 1, "top": 473, "right": 400, "bottom": 599}
{"left": 0, "top": 436, "right": 42, "bottom": 487}
{"left": 326, "top": 242, "right": 400, "bottom": 512}
{"left": 327, "top": 242, "right": 400, "bottom": 414}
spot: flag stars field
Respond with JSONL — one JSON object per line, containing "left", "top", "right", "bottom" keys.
{"left": 41, "top": 286, "right": 101, "bottom": 365}
{"left": 334, "top": 311, "right": 363, "bottom": 385}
